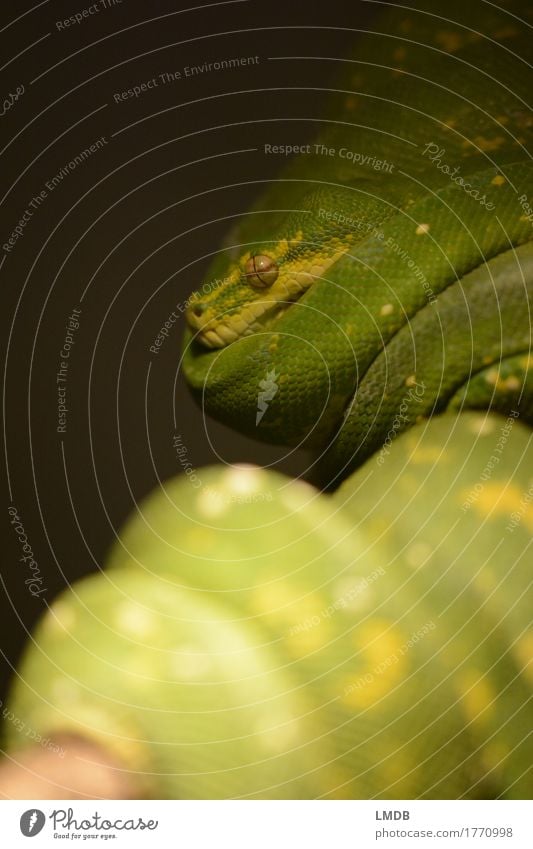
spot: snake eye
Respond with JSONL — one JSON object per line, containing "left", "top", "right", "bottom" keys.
{"left": 244, "top": 254, "right": 279, "bottom": 289}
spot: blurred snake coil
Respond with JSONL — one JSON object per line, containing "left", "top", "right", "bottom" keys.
{"left": 6, "top": 0, "right": 533, "bottom": 799}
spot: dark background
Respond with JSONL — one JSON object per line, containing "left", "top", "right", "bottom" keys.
{"left": 0, "top": 0, "right": 382, "bottom": 707}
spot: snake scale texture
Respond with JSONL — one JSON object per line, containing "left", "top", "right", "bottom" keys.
{"left": 6, "top": 0, "right": 533, "bottom": 799}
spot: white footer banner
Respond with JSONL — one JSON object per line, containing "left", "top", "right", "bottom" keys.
{"left": 1, "top": 800, "right": 531, "bottom": 848}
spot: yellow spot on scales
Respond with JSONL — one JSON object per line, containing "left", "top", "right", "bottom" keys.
{"left": 415, "top": 223, "right": 430, "bottom": 235}
{"left": 491, "top": 175, "right": 506, "bottom": 186}
{"left": 380, "top": 303, "right": 394, "bottom": 316}
{"left": 382, "top": 752, "right": 418, "bottom": 795}
{"left": 512, "top": 632, "right": 533, "bottom": 685}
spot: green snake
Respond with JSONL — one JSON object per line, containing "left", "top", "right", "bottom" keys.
{"left": 6, "top": 0, "right": 533, "bottom": 799}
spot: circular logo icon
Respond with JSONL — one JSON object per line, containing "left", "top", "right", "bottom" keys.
{"left": 20, "top": 809, "right": 46, "bottom": 837}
